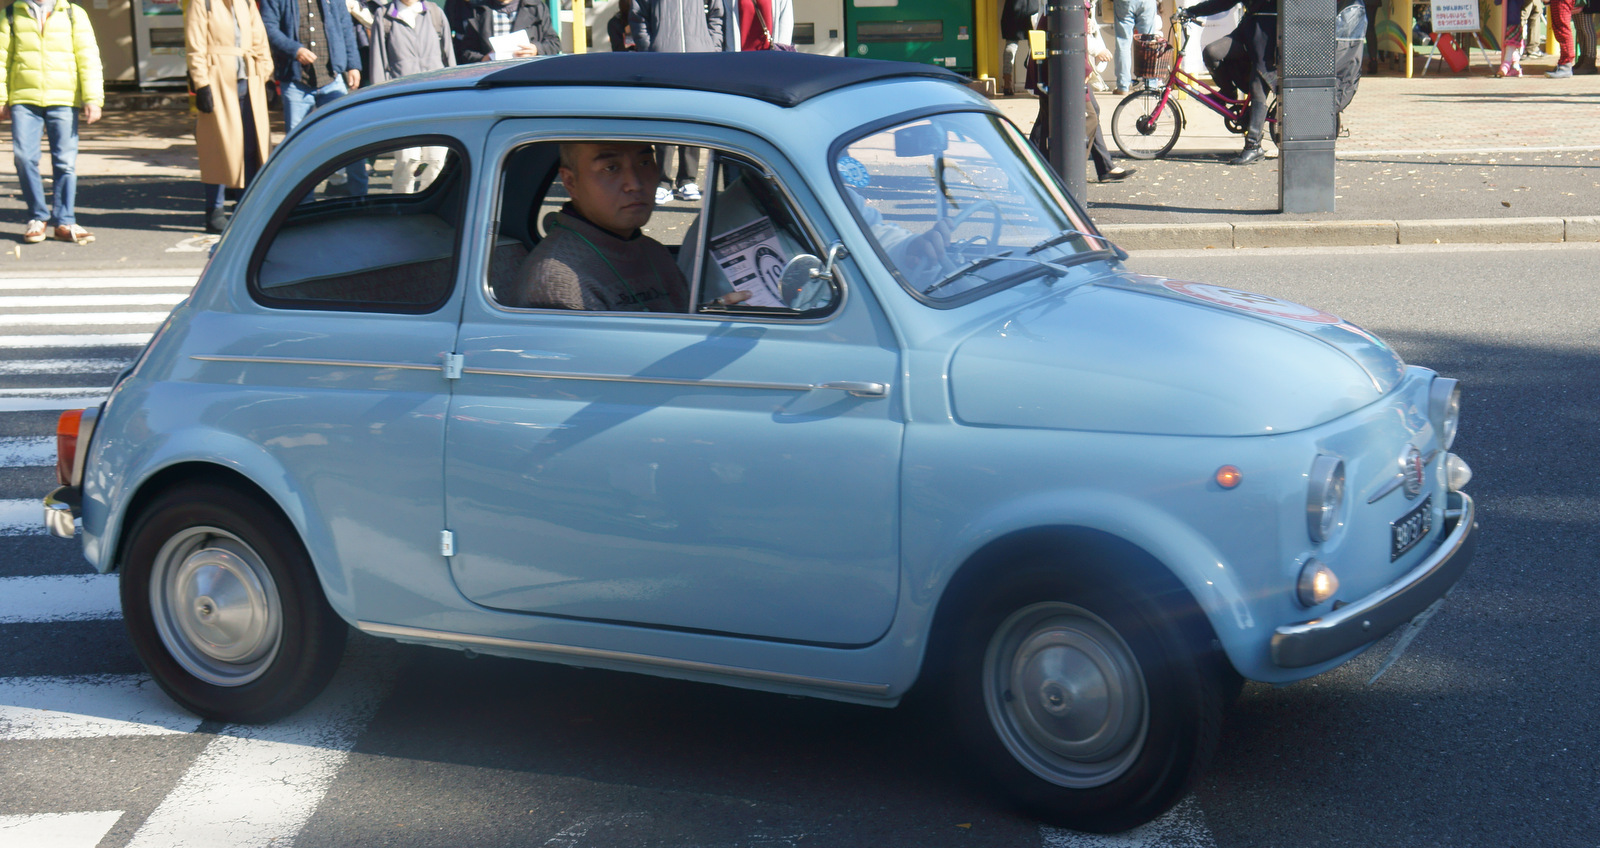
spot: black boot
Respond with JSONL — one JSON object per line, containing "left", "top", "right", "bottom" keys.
{"left": 205, "top": 208, "right": 229, "bottom": 234}
{"left": 1230, "top": 144, "right": 1265, "bottom": 166}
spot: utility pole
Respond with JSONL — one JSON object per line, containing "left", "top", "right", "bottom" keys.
{"left": 1048, "top": 0, "right": 1088, "bottom": 202}
{"left": 1278, "top": 0, "right": 1339, "bottom": 212}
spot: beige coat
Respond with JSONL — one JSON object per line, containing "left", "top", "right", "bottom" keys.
{"left": 186, "top": 0, "right": 273, "bottom": 188}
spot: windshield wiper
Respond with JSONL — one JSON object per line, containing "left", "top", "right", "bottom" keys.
{"left": 1027, "top": 228, "right": 1125, "bottom": 259}
{"left": 923, "top": 250, "right": 1074, "bottom": 295}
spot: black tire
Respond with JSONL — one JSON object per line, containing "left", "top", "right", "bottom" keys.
{"left": 120, "top": 482, "right": 347, "bottom": 723}
{"left": 941, "top": 562, "right": 1225, "bottom": 833}
{"left": 1111, "top": 90, "right": 1183, "bottom": 160}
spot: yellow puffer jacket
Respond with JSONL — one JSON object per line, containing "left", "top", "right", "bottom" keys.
{"left": 0, "top": 1, "right": 104, "bottom": 108}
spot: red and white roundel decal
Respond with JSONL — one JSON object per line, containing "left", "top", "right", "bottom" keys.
{"left": 1161, "top": 281, "right": 1342, "bottom": 324}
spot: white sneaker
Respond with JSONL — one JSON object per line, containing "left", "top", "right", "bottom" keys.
{"left": 655, "top": 186, "right": 673, "bottom": 204}
{"left": 674, "top": 183, "right": 702, "bottom": 202}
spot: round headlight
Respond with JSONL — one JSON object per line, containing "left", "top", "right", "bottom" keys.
{"left": 1430, "top": 378, "right": 1461, "bottom": 451}
{"left": 1306, "top": 455, "right": 1346, "bottom": 544}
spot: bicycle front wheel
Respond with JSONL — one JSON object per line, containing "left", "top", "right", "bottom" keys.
{"left": 1111, "top": 91, "right": 1182, "bottom": 160}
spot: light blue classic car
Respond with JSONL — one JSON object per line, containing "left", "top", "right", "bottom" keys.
{"left": 43, "top": 52, "right": 1476, "bottom": 833}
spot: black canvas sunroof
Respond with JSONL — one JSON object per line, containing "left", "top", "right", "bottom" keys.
{"left": 477, "top": 51, "right": 968, "bottom": 107}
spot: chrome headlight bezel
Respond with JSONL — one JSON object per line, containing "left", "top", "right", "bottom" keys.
{"left": 1306, "top": 455, "right": 1346, "bottom": 544}
{"left": 1429, "top": 378, "right": 1461, "bottom": 451}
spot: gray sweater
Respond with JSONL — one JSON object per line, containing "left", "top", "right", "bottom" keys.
{"left": 368, "top": 1, "right": 455, "bottom": 84}
{"left": 512, "top": 208, "right": 689, "bottom": 312}
{"left": 631, "top": 0, "right": 724, "bottom": 53}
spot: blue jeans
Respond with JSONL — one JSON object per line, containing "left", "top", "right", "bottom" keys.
{"left": 1114, "top": 0, "right": 1160, "bottom": 90}
{"left": 282, "top": 76, "right": 368, "bottom": 194}
{"left": 11, "top": 104, "right": 79, "bottom": 226}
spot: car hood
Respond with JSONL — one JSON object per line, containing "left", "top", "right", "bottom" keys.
{"left": 947, "top": 272, "right": 1406, "bottom": 436}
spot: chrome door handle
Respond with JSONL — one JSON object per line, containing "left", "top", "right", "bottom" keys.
{"left": 816, "top": 381, "right": 888, "bottom": 398}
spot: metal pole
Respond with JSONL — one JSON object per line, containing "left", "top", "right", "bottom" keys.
{"left": 1048, "top": 0, "right": 1088, "bottom": 202}
{"left": 1278, "top": 0, "right": 1338, "bottom": 212}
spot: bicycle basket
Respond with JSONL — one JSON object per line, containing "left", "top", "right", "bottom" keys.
{"left": 1132, "top": 34, "right": 1172, "bottom": 78}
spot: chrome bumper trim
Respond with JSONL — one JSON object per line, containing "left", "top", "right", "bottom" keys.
{"left": 43, "top": 485, "right": 79, "bottom": 539}
{"left": 357, "top": 621, "right": 892, "bottom": 698}
{"left": 1272, "top": 491, "right": 1477, "bottom": 669}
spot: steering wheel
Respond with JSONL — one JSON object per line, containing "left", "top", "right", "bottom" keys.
{"left": 938, "top": 198, "right": 1004, "bottom": 271}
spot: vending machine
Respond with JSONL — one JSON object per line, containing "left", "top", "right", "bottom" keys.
{"left": 842, "top": 0, "right": 974, "bottom": 74}
{"left": 133, "top": 0, "right": 188, "bottom": 86}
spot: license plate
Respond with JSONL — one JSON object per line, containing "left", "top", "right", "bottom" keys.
{"left": 1391, "top": 495, "right": 1433, "bottom": 561}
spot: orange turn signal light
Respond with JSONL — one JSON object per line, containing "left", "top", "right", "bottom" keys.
{"left": 56, "top": 409, "right": 83, "bottom": 486}
{"left": 1215, "top": 465, "right": 1242, "bottom": 489}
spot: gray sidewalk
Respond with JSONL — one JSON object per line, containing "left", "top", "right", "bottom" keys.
{"left": 6, "top": 61, "right": 1600, "bottom": 253}
{"left": 992, "top": 59, "right": 1600, "bottom": 248}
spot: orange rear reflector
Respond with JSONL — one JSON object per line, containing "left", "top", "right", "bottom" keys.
{"left": 56, "top": 409, "right": 83, "bottom": 486}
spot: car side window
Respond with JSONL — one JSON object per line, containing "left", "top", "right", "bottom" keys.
{"left": 686, "top": 154, "right": 836, "bottom": 317}
{"left": 251, "top": 140, "right": 466, "bottom": 313}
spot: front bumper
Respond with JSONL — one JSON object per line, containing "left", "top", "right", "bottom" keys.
{"left": 1271, "top": 490, "right": 1477, "bottom": 669}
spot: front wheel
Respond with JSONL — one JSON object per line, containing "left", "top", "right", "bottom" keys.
{"left": 942, "top": 563, "right": 1226, "bottom": 832}
{"left": 1111, "top": 90, "right": 1183, "bottom": 160}
{"left": 121, "top": 483, "right": 347, "bottom": 723}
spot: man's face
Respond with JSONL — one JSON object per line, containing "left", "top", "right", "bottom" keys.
{"left": 560, "top": 143, "right": 659, "bottom": 238}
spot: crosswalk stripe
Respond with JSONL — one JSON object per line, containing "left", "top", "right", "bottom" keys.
{"left": 0, "top": 277, "right": 196, "bottom": 290}
{"left": 125, "top": 640, "right": 400, "bottom": 848}
{"left": 3, "top": 312, "right": 172, "bottom": 327}
{"left": 0, "top": 811, "right": 126, "bottom": 848}
{"left": 0, "top": 389, "right": 109, "bottom": 413}
{"left": 0, "top": 333, "right": 151, "bottom": 349}
{"left": 0, "top": 294, "right": 189, "bottom": 309}
{"left": 0, "top": 575, "right": 121, "bottom": 622}
{"left": 0, "top": 358, "right": 133, "bottom": 376}
{"left": 0, "top": 436, "right": 54, "bottom": 468}
{"left": 0, "top": 675, "right": 199, "bottom": 740}
{"left": 1, "top": 499, "right": 49, "bottom": 536}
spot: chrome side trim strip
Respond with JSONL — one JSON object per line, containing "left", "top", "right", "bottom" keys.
{"left": 190, "top": 354, "right": 439, "bottom": 372}
{"left": 356, "top": 621, "right": 893, "bottom": 697}
{"left": 463, "top": 366, "right": 886, "bottom": 397}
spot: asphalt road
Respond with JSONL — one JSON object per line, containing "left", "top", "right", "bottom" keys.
{"left": 3, "top": 243, "right": 1598, "bottom": 847}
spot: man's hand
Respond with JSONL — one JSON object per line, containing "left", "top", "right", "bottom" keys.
{"left": 195, "top": 86, "right": 215, "bottom": 114}
{"left": 512, "top": 43, "right": 540, "bottom": 58}
{"left": 296, "top": 46, "right": 316, "bottom": 64}
{"left": 903, "top": 220, "right": 951, "bottom": 272}
{"left": 714, "top": 290, "right": 753, "bottom": 306}
{"left": 84, "top": 103, "right": 102, "bottom": 124}
{"left": 1093, "top": 47, "right": 1113, "bottom": 64}
{"left": 345, "top": 69, "right": 360, "bottom": 90}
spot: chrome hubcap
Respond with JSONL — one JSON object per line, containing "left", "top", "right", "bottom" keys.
{"left": 150, "top": 526, "right": 282, "bottom": 686}
{"left": 984, "top": 602, "right": 1148, "bottom": 788}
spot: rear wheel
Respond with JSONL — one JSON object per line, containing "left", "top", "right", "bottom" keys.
{"left": 121, "top": 483, "right": 347, "bottom": 723}
{"left": 1111, "top": 90, "right": 1183, "bottom": 160}
{"left": 942, "top": 562, "right": 1225, "bottom": 833}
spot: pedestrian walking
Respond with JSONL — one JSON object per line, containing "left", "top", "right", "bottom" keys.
{"left": 1546, "top": 0, "right": 1576, "bottom": 75}
{"left": 726, "top": 0, "right": 792, "bottom": 51}
{"left": 444, "top": 0, "right": 560, "bottom": 63}
{"left": 1112, "top": 0, "right": 1160, "bottom": 93}
{"left": 1575, "top": 2, "right": 1596, "bottom": 73}
{"left": 369, "top": 0, "right": 455, "bottom": 192}
{"left": 187, "top": 0, "right": 273, "bottom": 234}
{"left": 631, "top": 0, "right": 723, "bottom": 203}
{"left": 260, "top": 0, "right": 368, "bottom": 193}
{"left": 1001, "top": 0, "right": 1042, "bottom": 95}
{"left": 0, "top": 0, "right": 104, "bottom": 245}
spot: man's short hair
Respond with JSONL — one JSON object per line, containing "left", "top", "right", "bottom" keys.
{"left": 558, "top": 143, "right": 577, "bottom": 173}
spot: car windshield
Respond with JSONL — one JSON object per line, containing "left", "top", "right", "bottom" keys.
{"left": 836, "top": 112, "right": 1104, "bottom": 304}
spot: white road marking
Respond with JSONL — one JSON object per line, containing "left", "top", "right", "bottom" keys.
{"left": 0, "top": 436, "right": 54, "bottom": 467}
{"left": 1041, "top": 797, "right": 1216, "bottom": 848}
{"left": 2, "top": 312, "right": 172, "bottom": 327}
{"left": 1, "top": 499, "right": 49, "bottom": 536}
{"left": 0, "top": 333, "right": 150, "bottom": 349}
{"left": 0, "top": 389, "right": 110, "bottom": 413}
{"left": 0, "top": 294, "right": 189, "bottom": 309}
{"left": 0, "top": 277, "right": 196, "bottom": 290}
{"left": 0, "top": 575, "right": 121, "bottom": 622}
{"left": 0, "top": 358, "right": 132, "bottom": 377}
{"left": 0, "top": 675, "right": 199, "bottom": 740}
{"left": 125, "top": 640, "right": 400, "bottom": 848}
{"left": 0, "top": 811, "right": 125, "bottom": 848}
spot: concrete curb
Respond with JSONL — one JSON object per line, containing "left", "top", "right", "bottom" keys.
{"left": 1101, "top": 217, "right": 1600, "bottom": 250}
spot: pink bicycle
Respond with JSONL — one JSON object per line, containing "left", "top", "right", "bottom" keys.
{"left": 1110, "top": 15, "right": 1279, "bottom": 159}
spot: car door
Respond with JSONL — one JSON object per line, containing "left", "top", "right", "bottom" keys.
{"left": 442, "top": 122, "right": 903, "bottom": 647}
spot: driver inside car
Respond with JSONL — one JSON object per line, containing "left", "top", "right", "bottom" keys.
{"left": 508, "top": 141, "right": 750, "bottom": 311}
